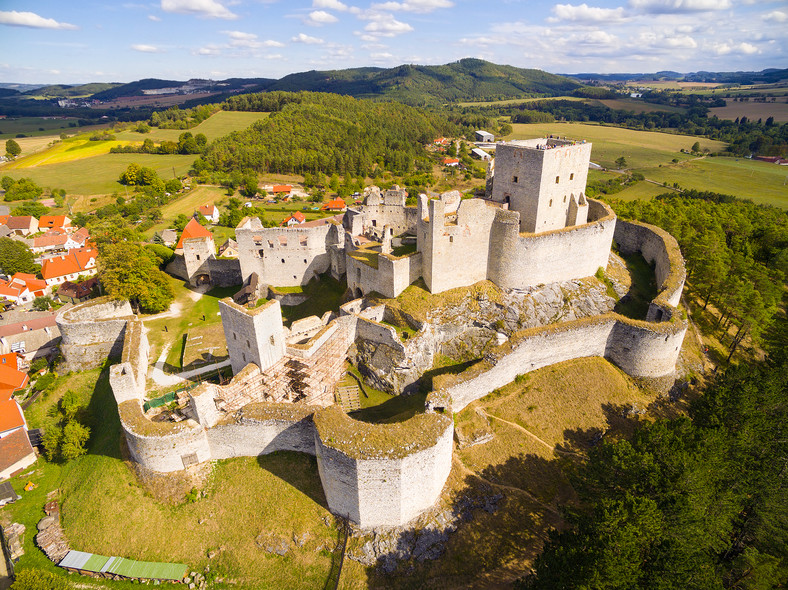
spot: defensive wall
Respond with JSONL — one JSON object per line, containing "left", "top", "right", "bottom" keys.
{"left": 443, "top": 218, "right": 688, "bottom": 411}
{"left": 56, "top": 298, "right": 136, "bottom": 371}
{"left": 235, "top": 216, "right": 344, "bottom": 287}
{"left": 490, "top": 199, "right": 616, "bottom": 289}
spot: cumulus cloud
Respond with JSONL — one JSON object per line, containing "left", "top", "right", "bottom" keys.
{"left": 160, "top": 0, "right": 237, "bottom": 19}
{"left": 305, "top": 10, "right": 339, "bottom": 25}
{"left": 629, "top": 0, "right": 731, "bottom": 14}
{"left": 363, "top": 13, "right": 414, "bottom": 36}
{"left": 292, "top": 32, "right": 325, "bottom": 44}
{"left": 196, "top": 44, "right": 222, "bottom": 55}
{"left": 712, "top": 41, "right": 759, "bottom": 55}
{"left": 763, "top": 10, "right": 787, "bottom": 23}
{"left": 131, "top": 44, "right": 162, "bottom": 52}
{"left": 223, "top": 30, "right": 285, "bottom": 48}
{"left": 372, "top": 0, "right": 452, "bottom": 13}
{"left": 313, "top": 0, "right": 351, "bottom": 11}
{"left": 549, "top": 3, "right": 628, "bottom": 23}
{"left": 0, "top": 10, "right": 78, "bottom": 29}
{"left": 148, "top": 14, "right": 161, "bottom": 21}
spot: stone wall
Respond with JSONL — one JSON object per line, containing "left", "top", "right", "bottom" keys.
{"left": 490, "top": 199, "right": 616, "bottom": 289}
{"left": 56, "top": 298, "right": 135, "bottom": 371}
{"left": 219, "top": 298, "right": 286, "bottom": 375}
{"left": 490, "top": 140, "right": 593, "bottom": 233}
{"left": 182, "top": 236, "right": 215, "bottom": 286}
{"left": 346, "top": 251, "right": 422, "bottom": 299}
{"left": 208, "top": 258, "right": 242, "bottom": 287}
{"left": 313, "top": 405, "right": 454, "bottom": 529}
{"left": 108, "top": 319, "right": 149, "bottom": 405}
{"left": 235, "top": 217, "right": 342, "bottom": 287}
{"left": 614, "top": 219, "right": 686, "bottom": 321}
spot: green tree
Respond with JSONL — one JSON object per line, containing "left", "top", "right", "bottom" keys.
{"left": 12, "top": 201, "right": 49, "bottom": 218}
{"left": 615, "top": 156, "right": 627, "bottom": 169}
{"left": 60, "top": 421, "right": 90, "bottom": 460}
{"left": 1, "top": 175, "right": 14, "bottom": 191}
{"left": 691, "top": 141, "right": 701, "bottom": 153}
{"left": 98, "top": 241, "right": 174, "bottom": 313}
{"left": 119, "top": 162, "right": 141, "bottom": 185}
{"left": 32, "top": 296, "right": 53, "bottom": 311}
{"left": 5, "top": 138, "right": 21, "bottom": 159}
{"left": 0, "top": 238, "right": 38, "bottom": 275}
{"left": 5, "top": 177, "right": 42, "bottom": 201}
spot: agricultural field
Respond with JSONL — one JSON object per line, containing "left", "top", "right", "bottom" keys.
{"left": 454, "top": 96, "right": 584, "bottom": 107}
{"left": 709, "top": 100, "right": 788, "bottom": 123}
{"left": 0, "top": 116, "right": 108, "bottom": 140}
{"left": 0, "top": 111, "right": 271, "bottom": 196}
{"left": 595, "top": 98, "right": 686, "bottom": 114}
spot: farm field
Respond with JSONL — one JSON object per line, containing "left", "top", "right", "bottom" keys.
{"left": 506, "top": 122, "right": 724, "bottom": 168}
{"left": 0, "top": 116, "right": 108, "bottom": 140}
{"left": 0, "top": 111, "right": 270, "bottom": 196}
{"left": 595, "top": 98, "right": 686, "bottom": 114}
{"left": 709, "top": 100, "right": 788, "bottom": 123}
{"left": 454, "top": 96, "right": 584, "bottom": 107}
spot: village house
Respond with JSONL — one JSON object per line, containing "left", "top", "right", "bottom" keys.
{"left": 321, "top": 198, "right": 347, "bottom": 212}
{"left": 197, "top": 204, "right": 219, "bottom": 224}
{"left": 218, "top": 239, "right": 239, "bottom": 258}
{"left": 0, "top": 273, "right": 50, "bottom": 305}
{"left": 442, "top": 157, "right": 460, "bottom": 167}
{"left": 40, "top": 247, "right": 98, "bottom": 286}
{"left": 39, "top": 215, "right": 72, "bottom": 230}
{"left": 0, "top": 313, "right": 60, "bottom": 360}
{"left": 175, "top": 218, "right": 213, "bottom": 252}
{"left": 0, "top": 356, "right": 35, "bottom": 481}
{"left": 159, "top": 229, "right": 178, "bottom": 247}
{"left": 6, "top": 216, "right": 39, "bottom": 236}
{"left": 282, "top": 211, "right": 306, "bottom": 226}
{"left": 56, "top": 277, "right": 99, "bottom": 304}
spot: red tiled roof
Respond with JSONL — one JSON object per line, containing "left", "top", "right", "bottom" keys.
{"left": 272, "top": 184, "right": 292, "bottom": 193}
{"left": 282, "top": 211, "right": 306, "bottom": 225}
{"left": 0, "top": 215, "right": 9, "bottom": 226}
{"left": 39, "top": 215, "right": 70, "bottom": 229}
{"left": 321, "top": 198, "right": 346, "bottom": 211}
{"left": 0, "top": 427, "right": 35, "bottom": 473}
{"left": 442, "top": 157, "right": 459, "bottom": 165}
{"left": 41, "top": 248, "right": 97, "bottom": 280}
{"left": 0, "top": 364, "right": 28, "bottom": 393}
{"left": 33, "top": 234, "right": 69, "bottom": 249}
{"left": 176, "top": 218, "right": 213, "bottom": 249}
{"left": 198, "top": 204, "right": 216, "bottom": 216}
{"left": 0, "top": 398, "right": 26, "bottom": 435}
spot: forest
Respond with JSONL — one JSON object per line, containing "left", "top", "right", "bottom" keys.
{"left": 194, "top": 92, "right": 477, "bottom": 178}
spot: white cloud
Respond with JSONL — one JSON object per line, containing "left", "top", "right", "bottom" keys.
{"left": 313, "top": 0, "right": 350, "bottom": 11}
{"left": 549, "top": 3, "right": 628, "bottom": 23}
{"left": 305, "top": 10, "right": 339, "bottom": 25}
{"left": 370, "top": 51, "right": 394, "bottom": 59}
{"left": 221, "top": 30, "right": 285, "bottom": 48}
{"left": 132, "top": 44, "right": 163, "bottom": 52}
{"left": 292, "top": 32, "right": 325, "bottom": 44}
{"left": 763, "top": 10, "right": 787, "bottom": 23}
{"left": 363, "top": 13, "right": 414, "bottom": 36}
{"left": 580, "top": 30, "right": 618, "bottom": 45}
{"left": 160, "top": 0, "right": 237, "bottom": 19}
{"left": 196, "top": 44, "right": 223, "bottom": 55}
{"left": 148, "top": 14, "right": 161, "bottom": 21}
{"left": 372, "top": 0, "right": 452, "bottom": 13}
{"left": 629, "top": 0, "right": 731, "bottom": 14}
{"left": 0, "top": 10, "right": 78, "bottom": 30}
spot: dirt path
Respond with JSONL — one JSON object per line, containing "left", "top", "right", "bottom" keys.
{"left": 477, "top": 409, "right": 582, "bottom": 457}
{"left": 451, "top": 456, "right": 560, "bottom": 516}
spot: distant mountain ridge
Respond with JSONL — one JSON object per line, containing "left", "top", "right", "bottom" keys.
{"left": 565, "top": 68, "right": 788, "bottom": 85}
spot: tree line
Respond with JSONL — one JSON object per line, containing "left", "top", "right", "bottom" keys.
{"left": 110, "top": 131, "right": 207, "bottom": 155}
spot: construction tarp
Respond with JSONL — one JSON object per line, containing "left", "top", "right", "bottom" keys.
{"left": 59, "top": 550, "right": 187, "bottom": 581}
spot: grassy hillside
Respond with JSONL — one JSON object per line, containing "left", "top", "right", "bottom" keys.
{"left": 23, "top": 82, "right": 120, "bottom": 98}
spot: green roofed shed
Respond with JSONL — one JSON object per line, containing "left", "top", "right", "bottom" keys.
{"left": 105, "top": 557, "right": 188, "bottom": 581}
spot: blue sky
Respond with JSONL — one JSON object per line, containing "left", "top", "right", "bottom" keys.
{"left": 1, "top": 0, "right": 786, "bottom": 84}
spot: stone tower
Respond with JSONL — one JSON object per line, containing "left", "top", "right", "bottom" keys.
{"left": 490, "top": 139, "right": 591, "bottom": 233}
{"left": 219, "top": 298, "right": 285, "bottom": 375}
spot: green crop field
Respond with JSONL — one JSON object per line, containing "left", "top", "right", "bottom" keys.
{"left": 2, "top": 136, "right": 134, "bottom": 168}
{"left": 0, "top": 116, "right": 108, "bottom": 140}
{"left": 0, "top": 152, "right": 194, "bottom": 195}
{"left": 115, "top": 110, "right": 270, "bottom": 144}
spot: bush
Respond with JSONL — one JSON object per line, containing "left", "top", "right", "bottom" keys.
{"left": 11, "top": 569, "right": 70, "bottom": 589}
{"left": 32, "top": 372, "right": 57, "bottom": 392}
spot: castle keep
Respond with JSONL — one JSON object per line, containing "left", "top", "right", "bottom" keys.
{"left": 57, "top": 137, "right": 689, "bottom": 530}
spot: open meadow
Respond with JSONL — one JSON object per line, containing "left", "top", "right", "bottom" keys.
{"left": 709, "top": 100, "right": 788, "bottom": 123}
{"left": 0, "top": 117, "right": 108, "bottom": 141}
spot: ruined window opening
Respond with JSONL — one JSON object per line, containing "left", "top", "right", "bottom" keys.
{"left": 372, "top": 220, "right": 377, "bottom": 227}
{"left": 246, "top": 340, "right": 251, "bottom": 349}
{"left": 258, "top": 249, "right": 265, "bottom": 257}
{"left": 303, "top": 259, "right": 307, "bottom": 264}
{"left": 563, "top": 195, "right": 567, "bottom": 203}
{"left": 556, "top": 176, "right": 560, "bottom": 184}
{"left": 270, "top": 336, "right": 275, "bottom": 346}
{"left": 268, "top": 240, "right": 274, "bottom": 248}
{"left": 233, "top": 333, "right": 237, "bottom": 340}
{"left": 549, "top": 199, "right": 553, "bottom": 207}
{"left": 449, "top": 236, "right": 453, "bottom": 243}
{"left": 570, "top": 173, "right": 574, "bottom": 180}
{"left": 281, "top": 258, "right": 285, "bottom": 264}
{"left": 196, "top": 254, "right": 200, "bottom": 261}
{"left": 512, "top": 176, "right": 518, "bottom": 183}
{"left": 242, "top": 353, "right": 246, "bottom": 362}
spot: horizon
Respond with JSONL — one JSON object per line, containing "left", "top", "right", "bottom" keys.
{"left": 1, "top": 0, "right": 785, "bottom": 86}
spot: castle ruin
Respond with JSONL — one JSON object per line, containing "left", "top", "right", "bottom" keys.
{"left": 57, "top": 137, "right": 689, "bottom": 530}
